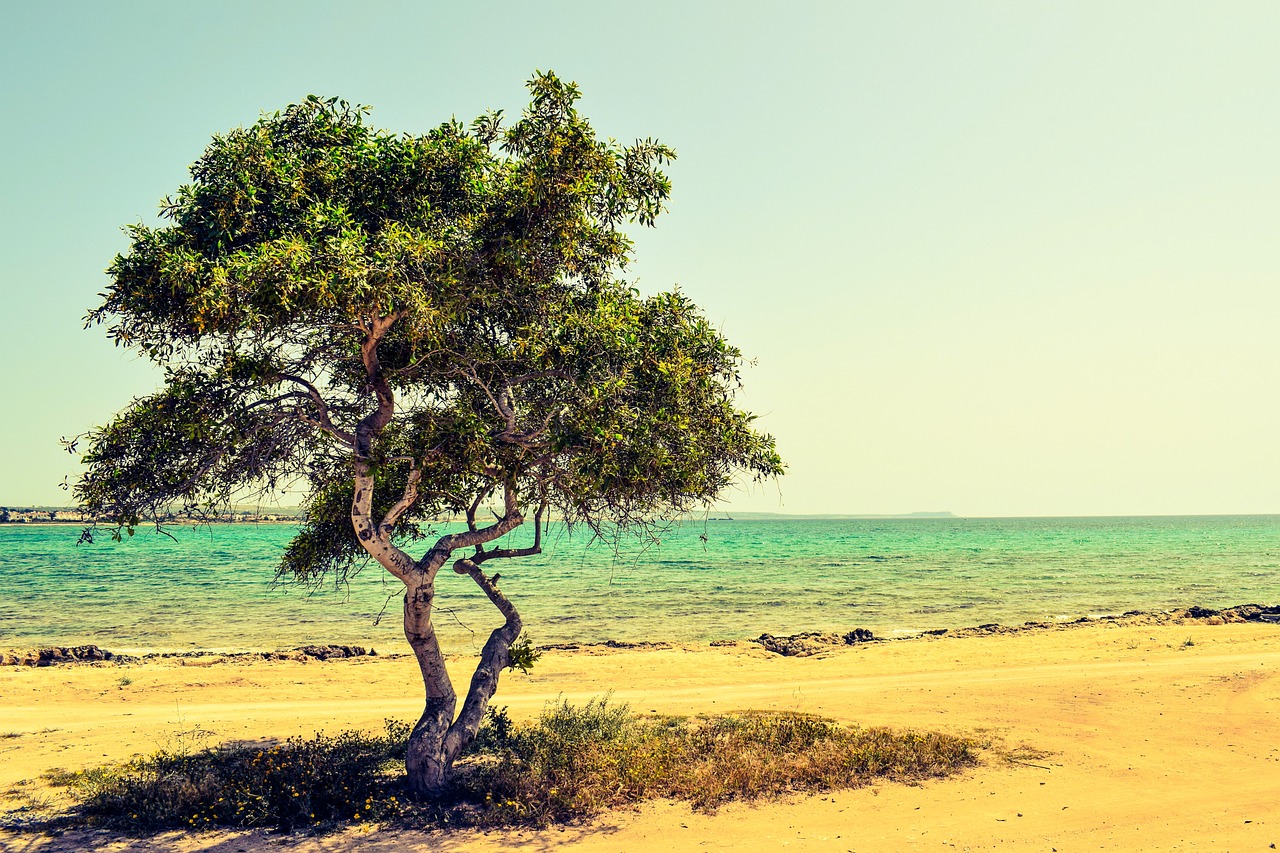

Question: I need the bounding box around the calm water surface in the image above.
[1,516,1276,653]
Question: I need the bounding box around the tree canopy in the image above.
[80,73,779,563]
[76,72,782,793]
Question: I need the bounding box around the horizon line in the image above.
[3,505,1278,521]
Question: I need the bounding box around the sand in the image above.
[1,619,1278,851]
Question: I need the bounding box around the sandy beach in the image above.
[2,617,1278,852]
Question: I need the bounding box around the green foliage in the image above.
[505,634,540,674]
[40,702,976,834]
[77,70,782,583]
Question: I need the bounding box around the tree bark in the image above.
[402,570,457,796]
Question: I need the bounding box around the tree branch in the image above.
[351,471,416,584]
[347,313,418,584]
[460,366,515,432]
[431,479,523,559]
[354,311,403,459]
[471,503,544,564]
[379,460,422,535]
[442,554,524,763]
[451,557,521,623]
[275,373,355,446]
[465,488,489,534]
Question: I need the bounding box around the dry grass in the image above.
[17,697,978,834]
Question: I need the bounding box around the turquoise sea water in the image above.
[1,516,1277,653]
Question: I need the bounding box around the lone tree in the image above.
[76,73,782,795]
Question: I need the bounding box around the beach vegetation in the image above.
[35,699,976,833]
[72,71,782,796]
[456,698,978,826]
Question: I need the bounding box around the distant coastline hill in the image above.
[721,511,957,520]
[0,506,304,524]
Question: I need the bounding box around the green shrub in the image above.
[51,722,409,832]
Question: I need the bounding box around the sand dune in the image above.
[2,620,1278,851]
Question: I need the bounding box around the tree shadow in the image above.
[0,819,625,852]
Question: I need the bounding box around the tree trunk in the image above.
[401,575,457,797]
[400,562,525,797]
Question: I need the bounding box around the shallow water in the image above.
[1,516,1277,653]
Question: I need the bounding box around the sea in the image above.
[1,516,1277,655]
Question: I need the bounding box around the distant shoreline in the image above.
[0,519,302,527]
[0,510,962,524]
[7,510,1280,523]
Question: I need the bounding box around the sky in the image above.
[2,1,1278,517]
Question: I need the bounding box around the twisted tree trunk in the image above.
[399,558,525,796]
[353,458,532,795]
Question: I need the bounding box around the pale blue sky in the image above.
[2,1,1277,516]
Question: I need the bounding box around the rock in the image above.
[753,632,836,657]
[755,636,817,656]
[294,644,367,660]
[1222,604,1280,623]
[0,645,123,667]
[842,628,876,644]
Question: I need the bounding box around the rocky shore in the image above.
[4,603,1277,665]
[751,603,1280,656]
[0,643,376,667]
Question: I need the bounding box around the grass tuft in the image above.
[30,698,977,833]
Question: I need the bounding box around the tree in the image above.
[75,72,783,795]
